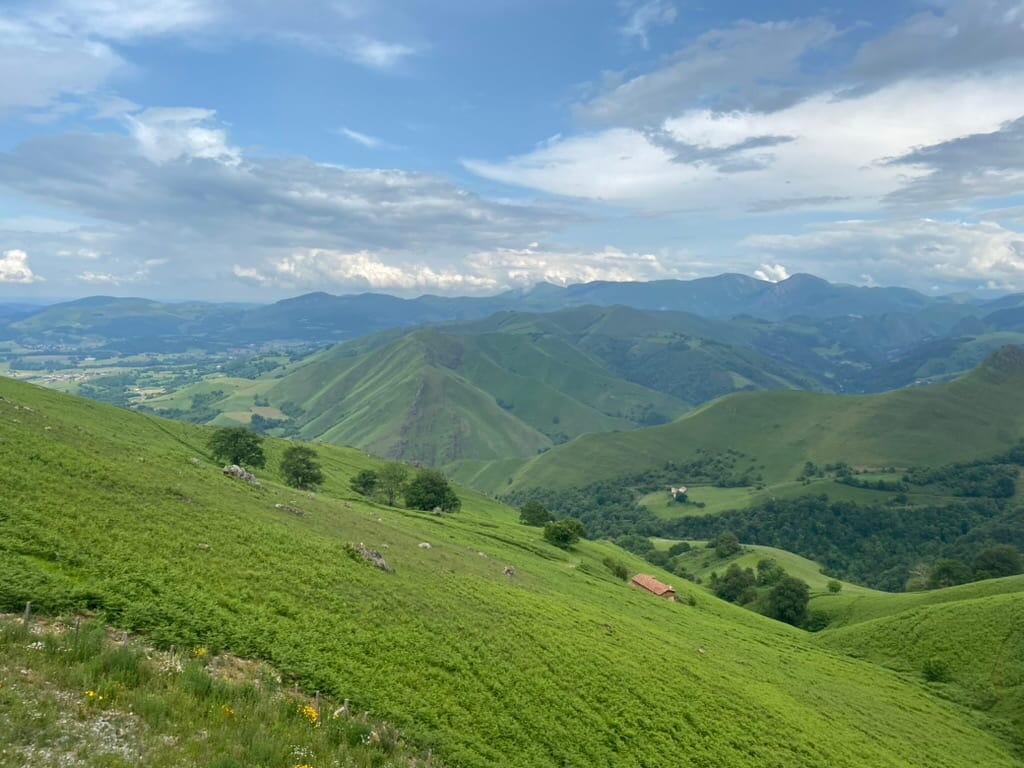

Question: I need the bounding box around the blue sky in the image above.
[1,0,1023,300]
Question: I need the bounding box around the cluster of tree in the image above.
[905,545,1023,590]
[517,501,587,549]
[350,465,461,512]
[207,427,323,489]
[78,373,137,407]
[503,450,762,540]
[709,558,812,627]
[673,494,1024,591]
[903,460,1018,498]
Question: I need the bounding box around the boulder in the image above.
[223,464,259,485]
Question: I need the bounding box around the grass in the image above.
[811,576,1024,749]
[494,347,1024,493]
[0,613,435,768]
[2,375,1023,767]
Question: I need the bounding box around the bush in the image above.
[711,563,756,603]
[602,557,629,580]
[803,610,831,632]
[667,541,691,557]
[827,579,843,594]
[714,531,741,559]
[923,657,951,683]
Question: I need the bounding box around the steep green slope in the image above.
[497,346,1024,493]
[813,577,1024,742]
[265,326,688,465]
[2,377,1021,767]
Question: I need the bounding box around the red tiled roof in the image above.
[631,573,675,595]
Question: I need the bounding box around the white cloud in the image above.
[0,249,42,283]
[127,107,241,165]
[248,249,501,293]
[465,244,676,287]
[742,219,1024,291]
[339,126,391,150]
[467,74,1024,212]
[348,36,417,70]
[30,0,217,40]
[620,0,677,49]
[753,263,789,283]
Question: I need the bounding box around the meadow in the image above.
[2,376,1022,766]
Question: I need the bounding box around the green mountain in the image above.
[266,323,690,466]
[487,346,1024,494]
[2,376,1022,766]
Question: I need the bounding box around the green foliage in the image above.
[279,444,324,489]
[207,427,266,468]
[602,557,629,581]
[827,579,843,594]
[404,468,461,512]
[973,545,1023,580]
[923,657,951,683]
[714,531,742,559]
[3,377,1024,768]
[712,564,757,603]
[519,500,554,527]
[928,560,973,589]
[543,519,586,549]
[350,469,378,496]
[767,577,811,626]
[675,494,1024,591]
[377,462,409,506]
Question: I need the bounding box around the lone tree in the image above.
[280,444,324,489]
[350,469,378,496]
[767,576,810,626]
[543,518,587,549]
[208,426,265,468]
[404,468,461,512]
[713,531,741,559]
[519,500,554,527]
[377,462,409,506]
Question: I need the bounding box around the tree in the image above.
[350,469,378,496]
[280,444,323,489]
[208,427,265,468]
[377,463,409,506]
[714,531,741,559]
[972,545,1023,580]
[404,468,461,512]
[711,563,756,603]
[927,559,972,589]
[767,576,810,626]
[827,579,843,594]
[519,500,554,527]
[544,518,586,549]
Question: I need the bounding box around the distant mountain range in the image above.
[4,272,1019,351]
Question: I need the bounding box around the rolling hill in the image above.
[1,376,1022,766]
[484,345,1024,494]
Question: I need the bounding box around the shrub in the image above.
[827,579,843,594]
[350,469,378,496]
[767,577,810,626]
[923,657,951,683]
[544,519,587,549]
[803,610,831,632]
[602,557,629,580]
[667,541,691,557]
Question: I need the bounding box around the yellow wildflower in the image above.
[191,646,208,658]
[298,704,319,726]
[221,704,235,716]
[85,690,96,699]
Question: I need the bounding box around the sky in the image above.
[1,0,1024,301]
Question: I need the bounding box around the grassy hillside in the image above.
[496,346,1024,494]
[264,327,687,465]
[812,577,1024,744]
[2,376,1022,766]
